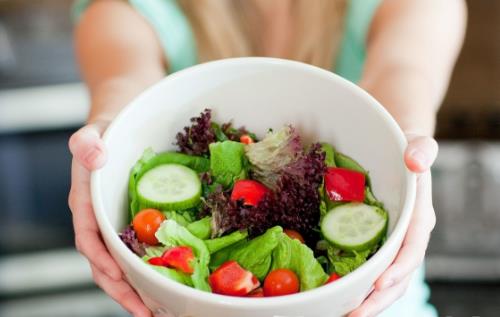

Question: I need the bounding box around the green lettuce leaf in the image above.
[321,142,336,167]
[210,226,283,280]
[271,234,328,291]
[163,211,194,227]
[144,245,167,258]
[155,220,211,292]
[327,246,371,276]
[186,217,212,240]
[209,141,248,188]
[204,230,248,254]
[142,255,193,286]
[129,148,209,218]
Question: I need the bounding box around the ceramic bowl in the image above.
[91,58,416,317]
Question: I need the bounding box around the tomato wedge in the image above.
[162,246,195,274]
[209,261,260,296]
[324,167,365,202]
[230,180,269,206]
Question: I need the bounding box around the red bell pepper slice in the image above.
[209,261,260,296]
[230,180,269,206]
[324,167,365,202]
[161,246,195,274]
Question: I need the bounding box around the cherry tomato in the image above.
[325,273,341,284]
[283,229,305,244]
[240,134,254,144]
[263,269,300,297]
[230,180,269,206]
[162,246,195,274]
[132,209,165,245]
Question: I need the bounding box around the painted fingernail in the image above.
[379,278,394,290]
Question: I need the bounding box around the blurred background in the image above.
[0,1,499,316]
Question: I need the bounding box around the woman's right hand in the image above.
[68,121,152,317]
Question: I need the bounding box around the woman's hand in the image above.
[348,134,438,317]
[68,121,152,317]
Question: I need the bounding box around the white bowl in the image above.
[91,58,416,317]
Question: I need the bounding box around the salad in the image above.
[119,109,388,297]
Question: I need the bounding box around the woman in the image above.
[68,1,466,316]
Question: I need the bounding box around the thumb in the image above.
[68,120,109,171]
[404,134,438,173]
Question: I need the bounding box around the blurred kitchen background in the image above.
[0,1,499,316]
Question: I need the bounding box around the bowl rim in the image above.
[91,57,416,308]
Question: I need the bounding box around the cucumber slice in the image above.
[136,163,201,210]
[321,203,387,251]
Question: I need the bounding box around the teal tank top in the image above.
[72,1,437,316]
[74,0,379,82]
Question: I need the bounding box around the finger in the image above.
[68,120,109,171]
[375,173,435,290]
[404,135,438,173]
[69,160,123,281]
[91,264,152,317]
[348,276,412,317]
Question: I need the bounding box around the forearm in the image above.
[360,0,467,136]
[75,0,165,125]
[86,73,162,124]
[360,66,437,136]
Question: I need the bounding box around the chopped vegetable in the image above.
[230,180,269,206]
[247,287,264,297]
[270,234,328,291]
[132,209,165,245]
[222,226,283,281]
[147,256,164,266]
[240,134,254,144]
[176,109,216,156]
[327,247,372,277]
[155,220,211,291]
[209,141,248,188]
[324,167,365,202]
[321,143,336,167]
[136,164,202,211]
[186,217,212,240]
[245,126,302,189]
[162,246,195,274]
[209,261,260,296]
[325,273,341,284]
[263,269,300,297]
[321,203,387,251]
[204,230,248,254]
[143,255,194,286]
[283,229,305,244]
[119,225,147,256]
[128,148,209,217]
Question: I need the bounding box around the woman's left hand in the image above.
[348,133,438,317]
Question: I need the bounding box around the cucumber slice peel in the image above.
[321,203,387,251]
[136,163,201,210]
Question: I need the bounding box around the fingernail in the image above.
[379,278,394,290]
[410,150,428,168]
